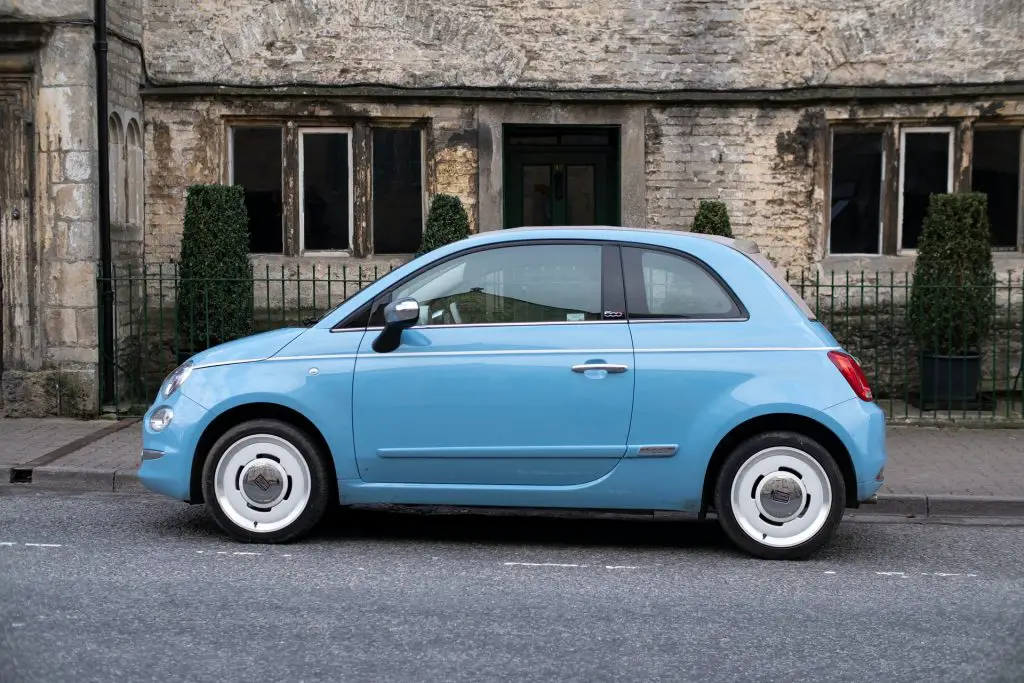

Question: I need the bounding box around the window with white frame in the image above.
[827,121,1023,256]
[228,121,426,257]
[899,127,954,251]
[299,128,353,253]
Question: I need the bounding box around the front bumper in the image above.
[824,397,887,502]
[138,391,209,502]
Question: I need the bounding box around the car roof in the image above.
[465,225,763,255]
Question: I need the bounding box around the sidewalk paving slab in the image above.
[2,420,1023,519]
[0,418,114,475]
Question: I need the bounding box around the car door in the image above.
[351,241,635,487]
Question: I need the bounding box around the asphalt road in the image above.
[1,489,1023,683]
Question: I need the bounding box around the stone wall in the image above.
[646,105,825,269]
[3,25,101,416]
[143,0,1024,90]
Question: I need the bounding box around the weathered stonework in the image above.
[144,0,1023,90]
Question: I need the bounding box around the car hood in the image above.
[189,327,307,368]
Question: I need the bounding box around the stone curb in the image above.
[868,493,1024,518]
[4,473,1024,520]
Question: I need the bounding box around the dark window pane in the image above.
[373,129,423,254]
[829,132,883,254]
[391,244,603,325]
[232,127,282,254]
[973,129,1022,250]
[622,247,743,320]
[566,165,595,225]
[523,165,552,225]
[302,131,350,251]
[901,132,951,250]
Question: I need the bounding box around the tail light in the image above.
[828,350,873,402]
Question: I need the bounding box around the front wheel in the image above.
[714,431,845,560]
[201,419,332,543]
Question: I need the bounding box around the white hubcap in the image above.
[729,446,833,548]
[213,434,312,533]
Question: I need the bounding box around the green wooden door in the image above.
[504,151,620,228]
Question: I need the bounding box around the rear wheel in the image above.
[714,431,845,560]
[201,419,332,543]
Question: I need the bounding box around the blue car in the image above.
[140,227,885,560]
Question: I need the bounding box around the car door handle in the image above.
[572,363,628,373]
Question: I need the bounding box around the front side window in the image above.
[381,244,604,326]
[622,247,743,320]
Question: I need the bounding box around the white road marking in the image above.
[605,565,639,570]
[824,571,837,574]
[0,542,15,547]
[505,562,583,568]
[876,571,909,577]
[232,552,260,556]
[23,543,61,548]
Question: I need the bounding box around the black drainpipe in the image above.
[94,0,114,402]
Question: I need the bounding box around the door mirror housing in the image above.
[372,297,420,353]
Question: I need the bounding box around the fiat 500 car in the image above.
[140,226,885,560]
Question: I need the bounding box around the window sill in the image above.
[819,251,1024,275]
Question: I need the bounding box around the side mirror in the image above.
[372,297,419,353]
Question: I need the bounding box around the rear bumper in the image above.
[823,397,887,503]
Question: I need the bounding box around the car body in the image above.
[140,226,886,559]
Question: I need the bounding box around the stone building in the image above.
[1,0,1023,415]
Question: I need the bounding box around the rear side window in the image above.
[621,247,745,320]
[746,252,816,320]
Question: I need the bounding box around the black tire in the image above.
[201,419,333,543]
[714,430,846,561]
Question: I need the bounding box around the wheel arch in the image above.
[700,413,858,517]
[189,402,336,504]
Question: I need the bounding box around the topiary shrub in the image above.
[176,184,254,355]
[907,192,996,356]
[690,199,733,238]
[417,194,471,256]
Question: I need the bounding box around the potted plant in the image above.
[417,194,471,256]
[175,184,254,362]
[907,192,996,405]
[690,199,733,237]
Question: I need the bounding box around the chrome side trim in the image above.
[637,445,679,457]
[263,346,838,363]
[633,347,839,353]
[197,346,837,367]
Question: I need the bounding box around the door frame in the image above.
[0,74,35,379]
[501,124,621,229]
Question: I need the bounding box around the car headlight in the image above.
[161,361,193,399]
[149,407,174,432]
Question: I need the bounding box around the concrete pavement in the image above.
[1,417,1023,518]
[1,489,1023,682]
